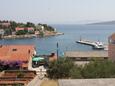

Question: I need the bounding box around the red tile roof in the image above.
[0,45,35,61]
[26,27,34,31]
[15,27,25,31]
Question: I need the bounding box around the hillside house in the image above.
[0,45,36,69]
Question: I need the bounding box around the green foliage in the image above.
[47,58,115,79]
[16,30,28,35]
[82,60,115,78]
[28,31,34,34]
[47,58,74,79]
[17,23,26,28]
[39,31,44,37]
[39,24,55,31]
[26,22,35,27]
[45,26,55,31]
[4,29,12,35]
[0,20,55,36]
[69,66,82,79]
[10,21,18,31]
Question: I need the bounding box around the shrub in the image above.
[82,60,115,78]
[47,58,115,79]
[70,66,82,79]
[47,58,74,79]
[16,30,27,35]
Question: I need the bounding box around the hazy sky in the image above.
[0,0,115,24]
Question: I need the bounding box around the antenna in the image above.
[57,42,59,59]
[80,36,82,41]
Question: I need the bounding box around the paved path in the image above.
[59,79,115,86]
[27,75,42,86]
[27,57,46,86]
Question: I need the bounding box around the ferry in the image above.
[76,40,105,50]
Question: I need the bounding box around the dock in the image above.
[76,40,106,50]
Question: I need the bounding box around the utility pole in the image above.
[57,42,59,59]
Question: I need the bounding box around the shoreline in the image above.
[1,32,64,39]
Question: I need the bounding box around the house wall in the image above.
[0,29,4,35]
[67,57,108,61]
[108,44,115,60]
[108,33,115,60]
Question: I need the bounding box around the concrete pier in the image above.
[76,40,105,50]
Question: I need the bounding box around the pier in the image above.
[76,40,106,50]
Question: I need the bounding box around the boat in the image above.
[76,40,105,50]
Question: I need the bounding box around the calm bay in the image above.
[0,25,115,55]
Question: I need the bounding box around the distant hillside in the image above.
[89,21,115,25]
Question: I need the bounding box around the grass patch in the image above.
[40,80,58,86]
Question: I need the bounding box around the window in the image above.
[104,57,108,60]
[80,57,88,61]
[12,49,17,51]
[109,39,115,44]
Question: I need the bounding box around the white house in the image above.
[0,29,4,36]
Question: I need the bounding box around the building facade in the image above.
[108,33,115,60]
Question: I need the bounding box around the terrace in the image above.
[0,70,36,86]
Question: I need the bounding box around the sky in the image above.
[0,0,115,24]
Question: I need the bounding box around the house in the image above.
[0,45,36,69]
[25,27,34,32]
[108,33,115,60]
[65,51,108,65]
[15,27,34,33]
[41,26,44,31]
[0,29,5,36]
[0,29,5,38]
[49,53,57,62]
[0,22,10,27]
[65,51,108,61]
[15,27,25,32]
[37,25,44,31]
[35,31,40,35]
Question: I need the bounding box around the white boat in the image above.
[76,40,105,50]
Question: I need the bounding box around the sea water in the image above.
[0,25,115,55]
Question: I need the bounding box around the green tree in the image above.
[26,22,35,27]
[82,60,115,78]
[47,58,115,79]
[16,30,28,35]
[41,24,55,31]
[47,58,74,79]
[4,28,12,35]
[17,23,26,28]
[39,31,44,37]
[10,21,18,31]
[69,65,82,79]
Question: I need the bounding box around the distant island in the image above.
[88,20,115,25]
[0,20,63,39]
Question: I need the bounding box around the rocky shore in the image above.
[1,32,64,39]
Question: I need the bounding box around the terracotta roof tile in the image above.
[15,27,25,31]
[0,45,35,61]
